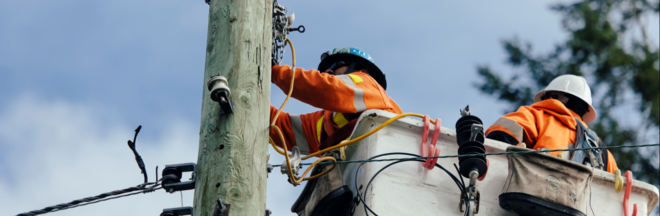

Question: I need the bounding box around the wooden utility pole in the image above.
[194,0,272,215]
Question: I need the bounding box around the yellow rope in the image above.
[270,38,339,184]
[301,113,435,160]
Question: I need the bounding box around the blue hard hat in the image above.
[318,47,387,90]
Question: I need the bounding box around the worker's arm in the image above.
[485,106,538,147]
[272,65,390,114]
[269,105,323,155]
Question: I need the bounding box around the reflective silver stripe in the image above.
[289,114,310,154]
[337,75,367,112]
[492,117,524,142]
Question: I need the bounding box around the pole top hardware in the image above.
[272,0,305,65]
[160,207,193,216]
[162,163,197,193]
[208,75,234,115]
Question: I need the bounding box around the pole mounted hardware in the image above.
[265,209,272,216]
[213,198,231,216]
[272,0,305,65]
[127,125,148,184]
[208,75,234,115]
[161,163,196,193]
[281,146,303,186]
[266,163,274,178]
[160,207,193,216]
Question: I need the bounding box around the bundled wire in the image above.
[16,181,162,216]
[353,153,470,216]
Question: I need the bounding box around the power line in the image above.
[54,186,163,214]
[273,143,660,167]
[16,183,161,216]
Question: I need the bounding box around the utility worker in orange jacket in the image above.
[270,47,402,155]
[485,74,618,173]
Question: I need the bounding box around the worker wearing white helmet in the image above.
[485,74,618,173]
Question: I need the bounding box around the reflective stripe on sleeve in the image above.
[337,75,367,112]
[289,114,310,155]
[492,117,524,142]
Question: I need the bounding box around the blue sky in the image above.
[1,0,658,215]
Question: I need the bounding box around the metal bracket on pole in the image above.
[160,207,193,216]
[213,198,231,216]
[266,163,274,178]
[162,163,196,193]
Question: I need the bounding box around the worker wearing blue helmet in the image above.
[270,47,400,155]
[271,47,401,216]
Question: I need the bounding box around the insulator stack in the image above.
[455,107,488,178]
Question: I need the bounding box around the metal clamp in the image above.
[281,146,302,185]
[469,124,483,142]
[460,170,481,215]
[459,188,481,215]
[162,163,196,193]
[208,75,234,115]
[213,198,231,216]
[160,207,193,216]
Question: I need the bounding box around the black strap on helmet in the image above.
[344,62,357,75]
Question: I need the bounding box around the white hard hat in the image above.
[533,74,597,123]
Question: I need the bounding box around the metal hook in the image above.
[288,25,305,33]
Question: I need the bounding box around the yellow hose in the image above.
[301,113,435,160]
[270,38,338,184]
[269,38,436,183]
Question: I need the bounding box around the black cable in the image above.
[354,153,419,216]
[454,164,470,215]
[127,125,148,184]
[16,181,161,216]
[353,152,469,216]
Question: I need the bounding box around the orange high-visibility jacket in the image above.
[485,99,619,173]
[269,65,402,155]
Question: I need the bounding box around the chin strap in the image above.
[344,62,357,75]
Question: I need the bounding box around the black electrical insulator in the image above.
[161,174,182,186]
[162,167,183,180]
[455,111,488,178]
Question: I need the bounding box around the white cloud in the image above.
[0,95,306,215]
